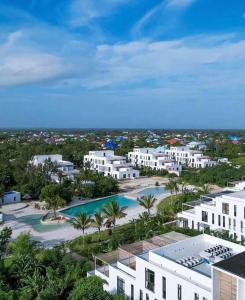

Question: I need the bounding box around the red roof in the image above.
[165,138,179,145]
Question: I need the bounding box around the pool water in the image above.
[60,195,138,218]
[138,187,166,197]
[17,214,70,232]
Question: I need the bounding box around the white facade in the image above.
[128,148,182,176]
[29,154,79,183]
[165,146,216,168]
[88,233,245,300]
[178,189,245,242]
[0,191,21,205]
[84,150,139,180]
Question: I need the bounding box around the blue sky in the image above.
[0,0,245,128]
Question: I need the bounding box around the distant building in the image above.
[84,150,139,180]
[165,146,216,168]
[29,154,79,183]
[0,191,21,205]
[128,148,182,176]
[88,232,245,300]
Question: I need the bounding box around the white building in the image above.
[178,189,245,242]
[128,148,182,176]
[165,146,216,168]
[29,154,79,183]
[83,150,139,180]
[0,191,21,205]
[88,231,245,300]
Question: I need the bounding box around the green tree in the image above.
[92,212,104,241]
[165,180,176,203]
[102,201,127,229]
[72,212,91,246]
[69,276,112,300]
[44,195,66,218]
[138,194,156,215]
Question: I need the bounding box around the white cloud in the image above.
[79,34,245,94]
[69,0,130,27]
[0,30,89,87]
[132,0,197,38]
[166,0,196,9]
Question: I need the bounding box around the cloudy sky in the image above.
[0,0,245,128]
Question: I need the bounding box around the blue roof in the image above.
[228,135,241,141]
[105,139,118,149]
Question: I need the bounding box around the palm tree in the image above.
[165,180,175,203]
[138,194,157,215]
[102,201,127,229]
[92,212,104,241]
[199,184,211,195]
[44,195,65,219]
[72,212,92,246]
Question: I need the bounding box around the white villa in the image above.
[165,146,216,168]
[128,148,182,176]
[88,231,245,300]
[178,183,245,242]
[29,154,79,183]
[83,150,139,180]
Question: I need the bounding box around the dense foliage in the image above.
[181,164,245,187]
[0,229,125,300]
[0,139,118,200]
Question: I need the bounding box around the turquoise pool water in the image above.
[60,195,137,218]
[17,214,70,232]
[138,187,166,197]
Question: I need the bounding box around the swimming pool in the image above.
[138,187,166,197]
[60,195,138,218]
[17,214,70,232]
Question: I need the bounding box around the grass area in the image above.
[157,192,201,215]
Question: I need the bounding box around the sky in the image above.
[0,0,245,129]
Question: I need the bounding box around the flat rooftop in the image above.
[214,251,245,279]
[224,190,245,200]
[152,234,243,277]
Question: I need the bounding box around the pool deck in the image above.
[0,186,170,247]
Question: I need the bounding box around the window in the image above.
[117,277,125,295]
[212,213,215,224]
[162,277,166,299]
[177,284,182,300]
[131,285,134,300]
[218,215,221,226]
[202,211,208,222]
[203,298,207,300]
[146,294,149,300]
[192,220,194,229]
[139,290,143,300]
[233,219,236,230]
[145,268,155,292]
[222,203,229,215]
[234,205,237,217]
[223,216,225,228]
[194,293,199,300]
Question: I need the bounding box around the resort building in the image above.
[165,146,216,168]
[29,154,79,183]
[177,189,245,242]
[88,231,245,300]
[0,191,21,205]
[83,150,139,180]
[128,148,182,176]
